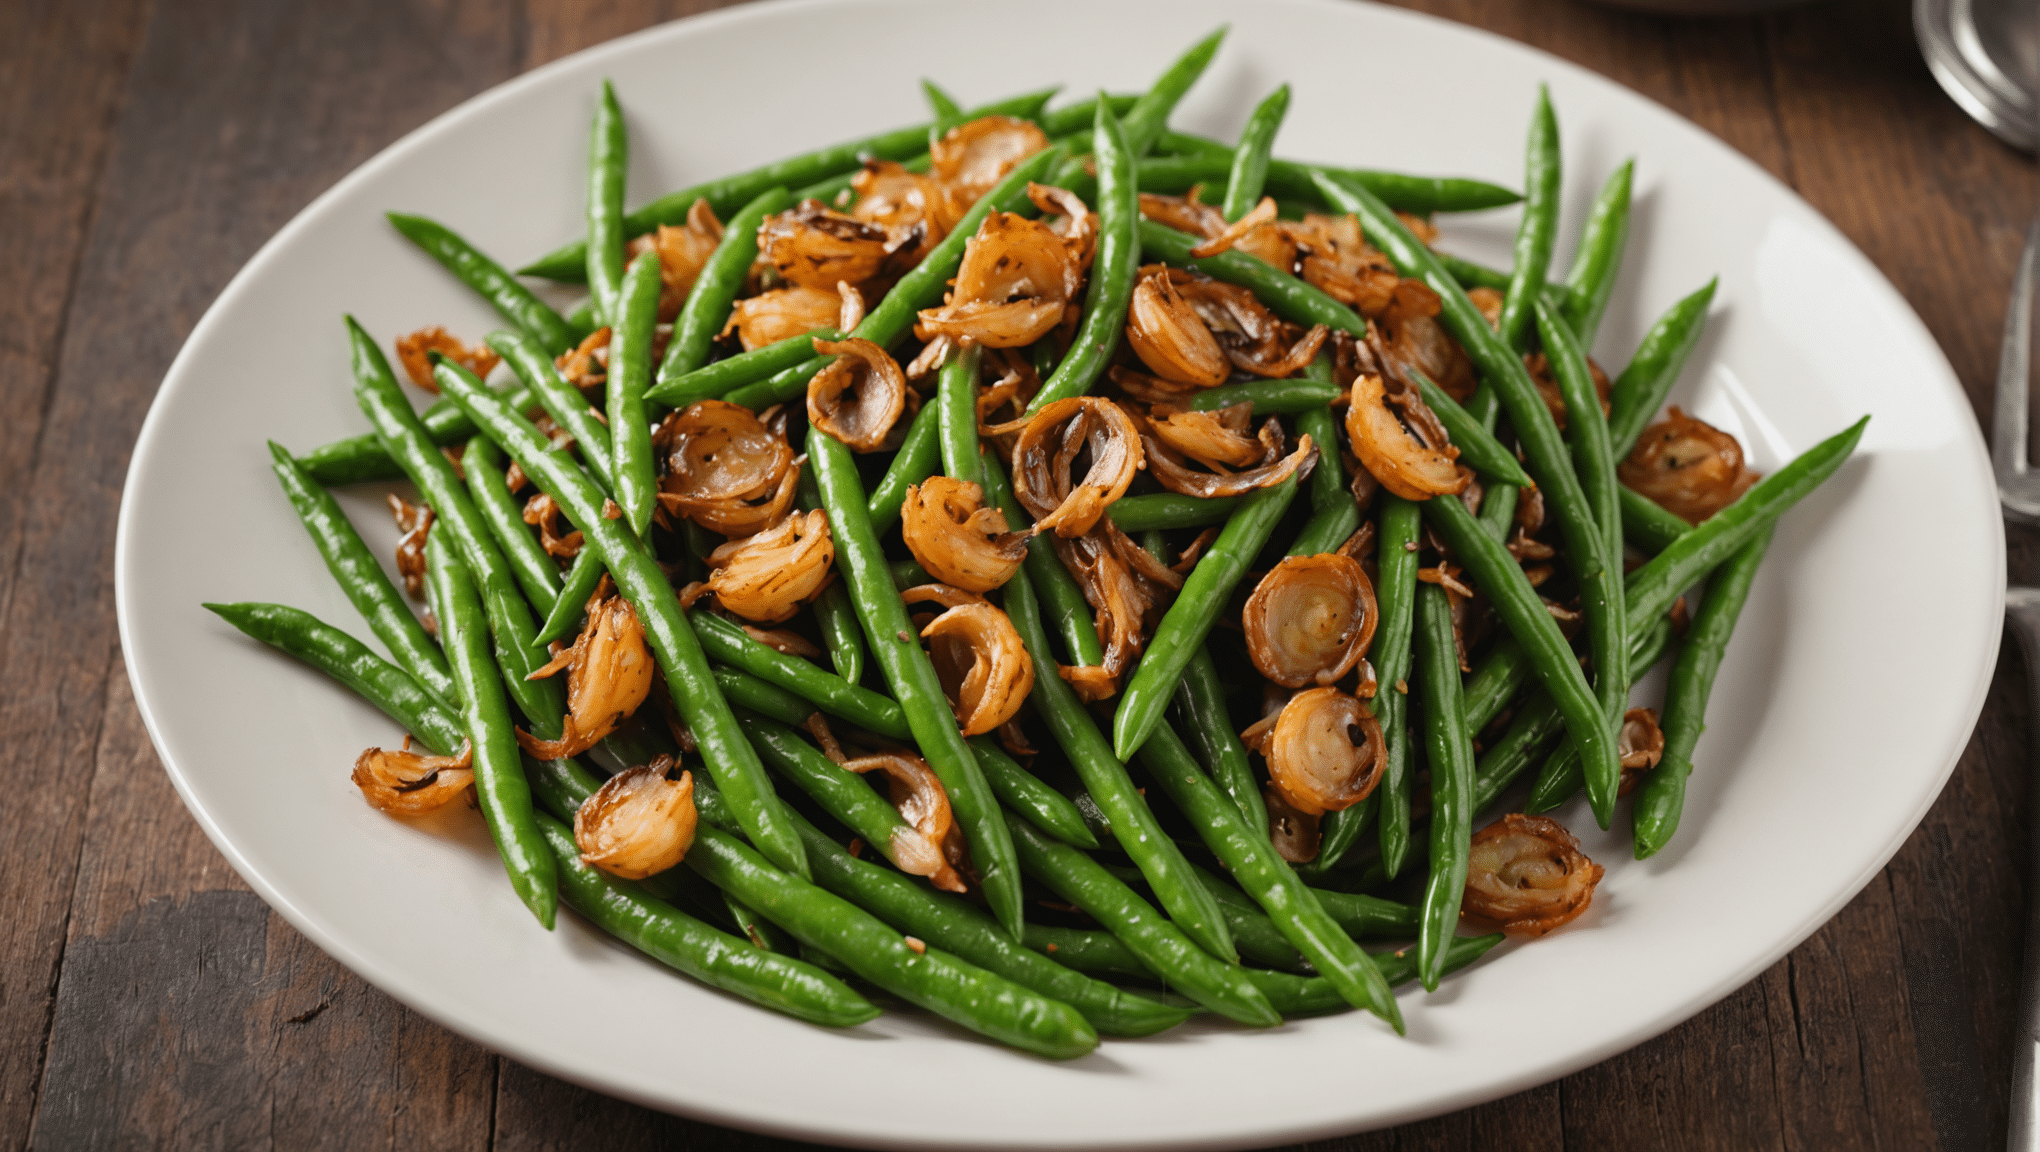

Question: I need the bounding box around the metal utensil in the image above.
[1917,0,2039,151]
[2004,210,2040,1150]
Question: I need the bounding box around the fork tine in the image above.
[1996,214,2040,518]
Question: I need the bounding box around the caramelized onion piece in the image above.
[555,328,610,391]
[929,115,1050,225]
[1244,554,1379,688]
[1345,372,1468,500]
[683,509,834,623]
[1265,687,1385,816]
[1144,419,1317,500]
[658,400,794,508]
[1264,786,1322,864]
[900,476,1028,592]
[395,327,498,393]
[1292,213,1400,315]
[1059,663,1117,702]
[574,757,697,879]
[1125,266,1230,387]
[759,199,890,291]
[522,492,583,559]
[904,585,1035,736]
[386,493,433,599]
[1618,706,1666,796]
[351,738,473,814]
[843,751,968,892]
[1463,814,1605,936]
[916,193,1089,348]
[721,284,843,351]
[808,338,906,451]
[1374,279,1477,401]
[1619,406,1761,523]
[517,586,655,760]
[1012,397,1144,537]
[1050,529,1161,677]
[1031,182,1098,270]
[628,198,724,318]
[852,159,947,265]
[1148,402,1263,470]
[1170,268,1328,379]
[1188,197,1279,258]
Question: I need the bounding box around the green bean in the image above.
[386,214,574,355]
[433,361,810,879]
[1106,492,1240,532]
[1353,497,1421,875]
[980,454,1106,672]
[1243,934,1503,1018]
[586,81,628,327]
[920,78,966,126]
[1173,645,1266,834]
[1288,411,1360,557]
[1004,812,1277,1026]
[1223,84,1290,222]
[1477,480,1520,545]
[1606,279,1720,458]
[608,248,662,534]
[1113,469,1302,760]
[1634,525,1772,859]
[1401,367,1532,487]
[888,558,932,590]
[1621,485,1695,555]
[1314,170,1624,814]
[265,443,454,705]
[538,548,605,645]
[806,425,1021,934]
[1038,92,1141,138]
[788,811,1183,1037]
[347,317,566,730]
[425,532,556,928]
[1122,861,1300,971]
[462,435,562,611]
[937,341,984,484]
[1029,100,1138,412]
[536,813,875,1025]
[1560,159,1635,348]
[1309,886,1420,940]
[1137,220,1368,337]
[968,736,1098,849]
[1139,723,1403,1027]
[713,664,815,727]
[488,329,619,496]
[791,470,866,686]
[691,819,1096,1057]
[866,397,943,532]
[1000,555,1236,961]
[688,609,909,739]
[1153,131,1525,215]
[519,88,1059,282]
[1121,29,1227,157]
[1436,250,1511,295]
[203,602,463,752]
[565,299,596,342]
[1518,612,1680,813]
[1413,583,1474,990]
[659,187,791,384]
[645,329,843,410]
[1496,86,1561,351]
[1187,376,1341,416]
[741,711,930,872]
[1022,925,1155,982]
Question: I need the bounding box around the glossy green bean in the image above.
[741,711,927,873]
[426,532,556,928]
[1620,485,1695,555]
[265,443,454,705]
[1287,404,1361,557]
[433,360,810,879]
[1112,471,1303,760]
[1105,492,1240,532]
[659,187,791,384]
[1000,556,1236,961]
[866,397,943,531]
[386,213,574,354]
[1029,100,1138,412]
[1135,862,1300,971]
[687,610,910,739]
[1153,131,1525,215]
[586,81,628,327]
[488,329,618,496]
[1496,86,1561,351]
[793,469,866,685]
[1633,525,1771,858]
[1560,159,1634,348]
[1187,376,1341,416]
[462,435,562,611]
[1606,279,1720,458]
[609,249,662,534]
[1406,367,1532,487]
[1173,644,1266,834]
[1022,925,1156,982]
[1413,583,1474,990]
[1137,220,1368,337]
[713,664,816,727]
[538,548,605,645]
[1038,92,1140,137]
[645,328,842,410]
[1477,480,1520,545]
[1139,722,1402,1027]
[1121,29,1226,157]
[1351,496,1421,875]
[1242,934,1503,1018]
[937,342,984,485]
[968,736,1098,849]
[1223,84,1290,222]
[806,425,1021,935]
[979,427,1107,673]
[1004,811,1276,1026]
[920,78,966,126]
[1515,612,1680,813]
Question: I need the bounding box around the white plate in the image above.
[114,0,2003,1146]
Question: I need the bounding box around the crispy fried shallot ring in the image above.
[1032,182,1099,270]
[759,199,891,291]
[1147,402,1264,470]
[387,494,433,600]
[554,328,610,391]
[1292,212,1399,315]
[351,737,473,814]
[916,189,1091,348]
[1264,786,1322,864]
[1264,687,1386,816]
[1188,197,1279,259]
[656,399,795,511]
[1244,554,1379,688]
[904,585,1035,736]
[1618,706,1666,796]
[573,756,698,879]
[721,284,843,351]
[1143,418,1317,500]
[1011,397,1144,537]
[1050,528,1163,677]
[1619,406,1761,524]
[395,327,499,394]
[1463,813,1605,937]
[929,115,1050,225]
[517,585,655,760]
[843,751,969,892]
[1373,279,1477,401]
[900,476,1028,593]
[852,159,948,265]
[628,198,724,318]
[681,508,834,623]
[1125,266,1231,387]
[808,337,907,451]
[1058,663,1117,702]
[1345,372,1468,500]
[521,492,583,559]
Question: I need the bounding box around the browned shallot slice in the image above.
[915,184,1092,348]
[628,198,723,318]
[852,159,948,266]
[1262,687,1385,816]
[395,327,498,393]
[1617,707,1666,797]
[929,115,1050,227]
[1244,554,1378,688]
[1290,212,1399,315]
[1143,416,1317,500]
[1146,402,1264,470]
[681,508,834,623]
[904,584,1034,736]
[721,284,843,351]
[1125,265,1231,387]
[808,338,907,451]
[517,583,655,760]
[900,476,1028,593]
[1264,786,1322,864]
[1463,813,1604,936]
[1618,406,1760,524]
[387,493,433,599]
[657,400,794,509]
[352,737,473,814]
[842,750,970,893]
[1010,397,1143,537]
[759,199,890,291]
[1373,278,1477,402]
[1345,371,1468,501]
[574,756,697,879]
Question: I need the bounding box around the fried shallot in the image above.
[1010,396,1143,537]
[1372,278,1477,402]
[759,199,891,291]
[904,584,1035,736]
[521,492,583,559]
[721,284,844,351]
[1463,813,1604,937]
[1125,265,1231,386]
[1244,554,1379,688]
[387,493,433,599]
[573,756,697,879]
[654,399,798,536]
[1142,413,1317,500]
[395,327,499,394]
[900,476,1028,593]
[808,337,907,451]
[851,159,948,266]
[351,737,473,814]
[1619,406,1761,523]
[517,584,655,760]
[842,750,969,893]
[915,184,1093,348]
[1259,687,1385,816]
[1618,706,1666,796]
[1146,402,1265,470]
[681,508,834,623]
[1264,786,1322,864]
[627,198,724,319]
[929,115,1050,227]
[1345,371,1469,500]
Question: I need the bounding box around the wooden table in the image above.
[4,0,2028,1146]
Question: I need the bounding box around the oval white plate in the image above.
[115,0,2002,1146]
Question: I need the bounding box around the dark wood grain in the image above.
[6,0,2030,1148]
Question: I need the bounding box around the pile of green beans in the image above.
[222,40,1874,1059]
